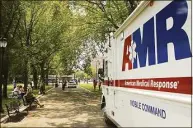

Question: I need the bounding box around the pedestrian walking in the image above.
[63,80,67,90]
[93,78,97,91]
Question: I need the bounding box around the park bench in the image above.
[23,95,33,107]
[8,91,19,98]
[5,100,29,118]
[5,95,39,120]
[23,95,38,109]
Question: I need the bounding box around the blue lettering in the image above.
[162,110,166,119]
[123,0,191,71]
[142,103,145,111]
[147,105,153,114]
[139,102,141,109]
[154,107,158,116]
[144,104,148,112]
[156,0,191,64]
[157,108,161,117]
[130,100,166,119]
[134,101,137,107]
[130,100,141,109]
[133,17,156,68]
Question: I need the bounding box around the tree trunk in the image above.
[3,51,8,98]
[0,48,4,113]
[40,62,45,85]
[23,60,28,92]
[40,62,45,93]
[55,75,58,87]
[45,68,48,86]
[32,65,38,89]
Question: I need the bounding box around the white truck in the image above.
[101,0,192,127]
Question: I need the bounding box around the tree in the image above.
[27,1,74,92]
[75,70,85,80]
[1,0,23,102]
[0,0,140,113]
[69,0,140,63]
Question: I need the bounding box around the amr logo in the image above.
[122,0,192,71]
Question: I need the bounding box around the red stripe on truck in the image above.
[103,77,192,95]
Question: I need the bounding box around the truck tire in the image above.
[102,108,115,126]
[101,97,114,126]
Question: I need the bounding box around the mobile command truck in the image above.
[101,0,192,127]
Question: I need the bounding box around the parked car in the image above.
[67,80,77,88]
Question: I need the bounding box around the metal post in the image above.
[0,0,3,113]
[0,47,4,112]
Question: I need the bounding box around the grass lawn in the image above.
[1,84,53,114]
[79,83,102,96]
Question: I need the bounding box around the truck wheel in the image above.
[101,97,114,126]
[102,108,114,126]
[104,112,113,125]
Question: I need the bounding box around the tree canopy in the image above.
[0,0,139,98]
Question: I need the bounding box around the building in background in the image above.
[91,56,104,81]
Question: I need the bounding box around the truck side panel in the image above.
[102,0,192,127]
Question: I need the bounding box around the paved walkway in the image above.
[1,86,110,127]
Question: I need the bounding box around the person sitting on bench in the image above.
[24,87,44,108]
[12,85,20,98]
[19,85,26,98]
